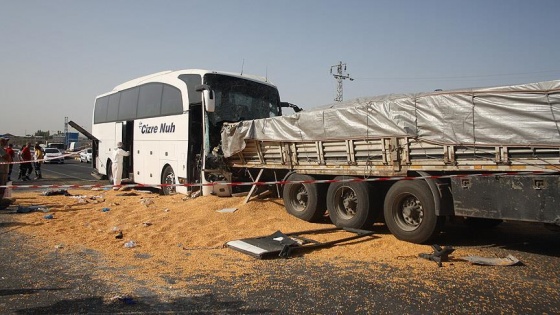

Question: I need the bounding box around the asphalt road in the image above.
[10,158,102,187]
[1,160,560,314]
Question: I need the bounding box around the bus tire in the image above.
[283,174,326,222]
[383,180,445,244]
[327,176,375,229]
[161,165,176,195]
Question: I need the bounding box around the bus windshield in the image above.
[204,74,280,126]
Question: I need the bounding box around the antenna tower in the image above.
[64,116,69,149]
[330,61,353,102]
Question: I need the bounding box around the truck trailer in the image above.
[215,79,560,244]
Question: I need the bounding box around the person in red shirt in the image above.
[19,142,33,181]
[0,137,9,197]
[5,143,14,181]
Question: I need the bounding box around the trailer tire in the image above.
[327,176,375,229]
[384,180,444,244]
[161,165,176,195]
[283,174,326,222]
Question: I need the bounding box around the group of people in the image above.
[0,138,45,185]
[18,142,44,181]
[1,138,130,197]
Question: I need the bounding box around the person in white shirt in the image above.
[111,142,130,190]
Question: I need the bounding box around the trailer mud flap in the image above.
[451,175,560,222]
[226,227,375,259]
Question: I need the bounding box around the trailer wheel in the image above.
[384,180,444,244]
[327,176,375,229]
[161,165,176,195]
[283,174,326,222]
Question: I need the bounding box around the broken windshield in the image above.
[204,74,280,127]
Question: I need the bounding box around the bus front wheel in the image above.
[161,165,176,195]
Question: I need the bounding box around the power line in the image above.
[354,69,560,81]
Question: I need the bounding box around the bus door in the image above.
[187,105,203,189]
[114,121,134,180]
[121,121,134,180]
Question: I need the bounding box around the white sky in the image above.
[1,0,559,136]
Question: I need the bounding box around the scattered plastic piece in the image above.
[461,254,521,266]
[124,240,136,248]
[17,205,49,213]
[139,198,154,207]
[142,222,152,227]
[44,214,54,220]
[101,207,110,212]
[217,208,238,213]
[110,295,136,305]
[42,189,72,196]
[55,244,64,249]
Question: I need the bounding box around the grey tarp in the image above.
[221,80,560,158]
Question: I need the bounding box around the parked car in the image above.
[44,148,65,164]
[80,148,92,163]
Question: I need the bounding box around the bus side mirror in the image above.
[203,90,215,112]
[195,84,215,112]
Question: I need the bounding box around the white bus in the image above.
[91,69,283,195]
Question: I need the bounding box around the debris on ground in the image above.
[227,227,375,259]
[419,244,455,267]
[461,254,521,266]
[216,208,238,213]
[42,189,72,196]
[116,192,139,196]
[109,295,136,305]
[16,205,49,213]
[139,198,154,207]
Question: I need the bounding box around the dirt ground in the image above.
[5,189,431,285]
[2,188,560,313]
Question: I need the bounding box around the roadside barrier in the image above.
[0,150,84,165]
[1,170,557,191]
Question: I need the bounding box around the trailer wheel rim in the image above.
[333,186,358,220]
[395,195,423,231]
[288,184,308,212]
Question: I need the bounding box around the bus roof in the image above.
[104,69,276,97]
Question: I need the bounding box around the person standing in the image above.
[19,142,33,181]
[5,143,15,181]
[111,142,130,190]
[0,137,10,198]
[33,143,44,179]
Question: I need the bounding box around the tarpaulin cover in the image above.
[221,80,560,157]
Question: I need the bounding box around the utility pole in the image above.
[64,116,69,149]
[330,61,353,102]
